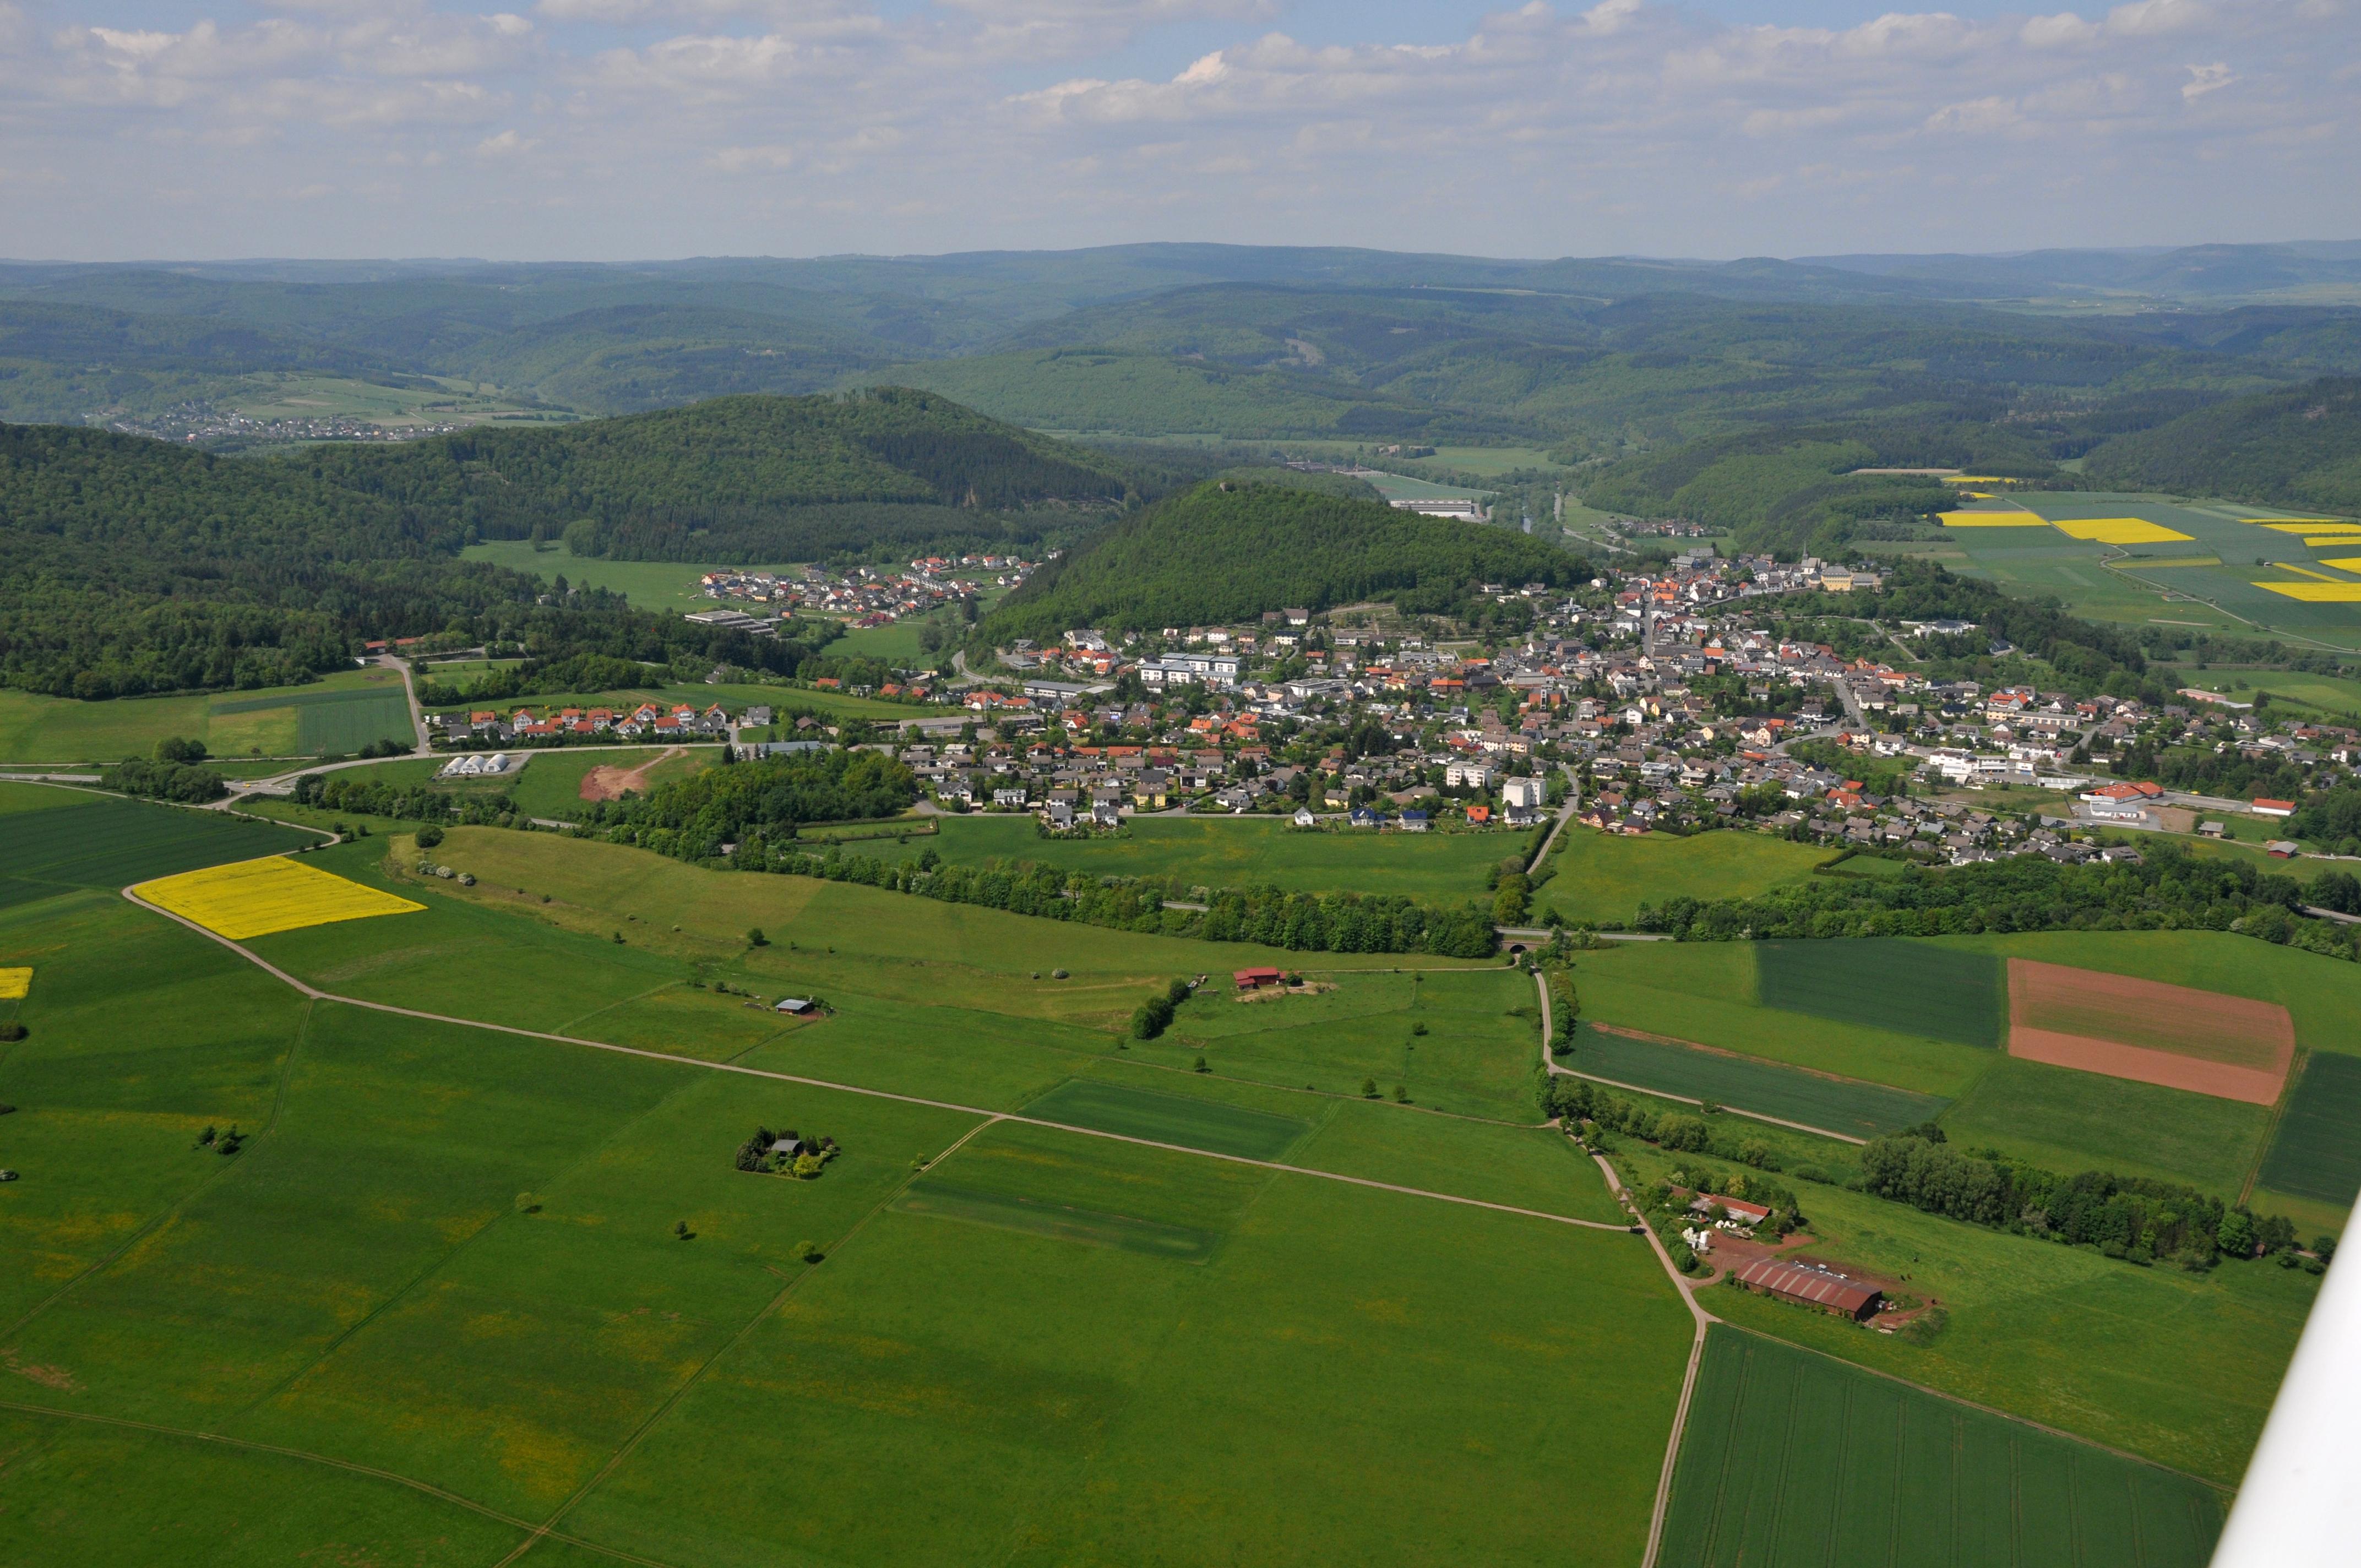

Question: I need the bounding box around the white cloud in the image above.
[2183,59,2237,94]
[0,0,2353,259]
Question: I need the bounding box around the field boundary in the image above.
[119,885,1639,1235]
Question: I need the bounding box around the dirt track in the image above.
[578,745,687,802]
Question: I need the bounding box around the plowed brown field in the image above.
[2005,958,2293,1104]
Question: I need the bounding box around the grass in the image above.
[460,540,801,614]
[1618,1139,2319,1485]
[563,1121,1694,1568]
[1534,827,1837,927]
[1567,1024,1949,1139]
[1660,1326,2224,1568]
[0,667,409,764]
[930,813,1516,901]
[502,747,717,821]
[0,787,317,911]
[2256,1050,2361,1207]
[1574,942,1992,1098]
[6,872,1700,1565]
[1940,1055,2270,1198]
[1138,966,1546,1118]
[1756,939,2007,1050]
[1017,1077,1314,1158]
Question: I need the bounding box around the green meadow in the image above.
[1662,1327,2224,1568]
[1615,1141,2318,1487]
[2257,1050,2361,1210]
[1533,827,1838,927]
[0,784,315,911]
[0,667,410,764]
[930,813,1517,901]
[1572,927,2361,1202]
[460,539,802,613]
[0,856,1694,1567]
[1567,1025,1949,1140]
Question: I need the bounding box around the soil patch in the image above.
[579,745,686,803]
[2006,957,2292,1104]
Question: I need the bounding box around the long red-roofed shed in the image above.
[1729,1257,1883,1321]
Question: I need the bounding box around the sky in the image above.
[3,0,2357,262]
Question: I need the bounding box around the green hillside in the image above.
[2084,376,2361,513]
[982,480,1583,638]
[861,347,1520,442]
[0,391,1131,697]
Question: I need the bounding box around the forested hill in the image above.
[2082,377,2361,513]
[0,390,1136,698]
[982,482,1585,639]
[302,389,1129,560]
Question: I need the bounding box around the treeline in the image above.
[581,749,921,850]
[1860,1128,2299,1268]
[291,771,514,825]
[1634,840,2359,960]
[984,481,1586,641]
[2083,377,2361,514]
[2112,741,2307,804]
[99,755,227,803]
[1543,1075,1797,1186]
[307,390,1128,553]
[2292,786,2361,857]
[704,845,1509,957]
[0,393,1133,699]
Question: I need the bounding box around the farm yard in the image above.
[1615,1138,2320,1487]
[1661,1328,2227,1568]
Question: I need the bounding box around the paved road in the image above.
[1523,763,1583,874]
[382,655,432,756]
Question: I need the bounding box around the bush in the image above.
[0,1022,23,1043]
[414,824,445,848]
[1130,991,1177,1039]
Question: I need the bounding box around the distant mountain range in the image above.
[4,241,2359,442]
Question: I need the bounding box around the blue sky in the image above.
[3,0,2355,261]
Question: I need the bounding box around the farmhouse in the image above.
[1729,1257,1884,1321]
[1233,967,1284,990]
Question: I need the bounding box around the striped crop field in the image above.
[1019,1079,1313,1160]
[0,788,317,911]
[133,855,426,940]
[1755,940,2007,1049]
[1569,1025,1947,1140]
[1661,1327,2225,1568]
[2256,1051,2361,1208]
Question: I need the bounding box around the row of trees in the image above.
[1859,1128,2302,1268]
[585,749,920,853]
[99,755,226,803]
[1632,840,2359,961]
[290,771,512,826]
[708,841,1509,957]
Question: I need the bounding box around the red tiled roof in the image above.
[1731,1257,1880,1315]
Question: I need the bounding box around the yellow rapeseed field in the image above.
[2256,582,2361,603]
[2049,517,2194,545]
[0,967,29,1000]
[1939,510,2047,527]
[134,856,425,940]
